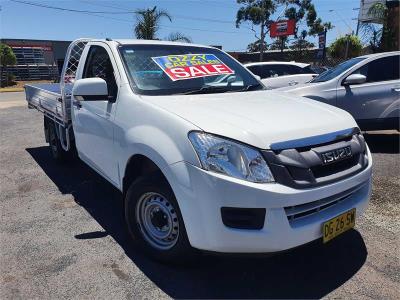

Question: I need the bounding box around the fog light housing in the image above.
[221,207,266,230]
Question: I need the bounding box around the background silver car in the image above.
[279,51,400,131]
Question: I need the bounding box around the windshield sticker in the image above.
[151,54,234,81]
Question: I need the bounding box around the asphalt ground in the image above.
[0,92,399,299]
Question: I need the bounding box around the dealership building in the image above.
[0,38,71,81]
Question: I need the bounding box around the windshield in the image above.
[310,57,365,83]
[119,44,263,95]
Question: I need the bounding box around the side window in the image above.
[268,65,299,77]
[302,65,314,74]
[259,66,273,78]
[352,55,400,83]
[83,46,118,101]
[287,65,303,74]
[247,66,262,77]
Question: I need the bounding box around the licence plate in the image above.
[322,208,356,243]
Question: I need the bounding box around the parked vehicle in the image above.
[279,52,400,131]
[24,39,372,262]
[245,61,317,89]
[309,65,330,74]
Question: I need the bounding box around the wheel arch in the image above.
[122,153,170,197]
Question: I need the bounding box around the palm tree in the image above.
[166,32,192,43]
[361,2,398,52]
[134,6,191,42]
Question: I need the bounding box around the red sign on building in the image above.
[270,19,296,38]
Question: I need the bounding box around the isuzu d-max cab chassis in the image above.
[25,39,372,262]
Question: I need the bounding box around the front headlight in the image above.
[188,132,274,183]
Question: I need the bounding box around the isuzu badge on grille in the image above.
[321,146,352,164]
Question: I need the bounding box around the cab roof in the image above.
[91,38,215,49]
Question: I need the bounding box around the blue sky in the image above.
[0,0,361,51]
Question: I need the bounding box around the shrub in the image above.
[329,35,363,59]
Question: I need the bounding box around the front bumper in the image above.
[169,149,372,253]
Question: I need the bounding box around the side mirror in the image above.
[226,75,237,86]
[343,74,366,86]
[72,78,109,101]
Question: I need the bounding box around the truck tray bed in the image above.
[25,83,65,122]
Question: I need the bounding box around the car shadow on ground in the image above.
[363,132,399,154]
[27,146,367,299]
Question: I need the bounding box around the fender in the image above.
[118,125,200,191]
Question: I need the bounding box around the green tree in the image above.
[247,39,269,52]
[305,3,333,36]
[290,32,315,51]
[236,0,276,61]
[329,35,363,59]
[285,1,332,49]
[134,6,171,40]
[0,43,17,87]
[283,0,331,37]
[237,1,332,59]
[289,31,315,60]
[269,36,289,51]
[134,6,191,42]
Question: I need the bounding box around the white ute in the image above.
[24,39,372,262]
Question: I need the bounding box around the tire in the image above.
[125,173,196,263]
[48,122,69,162]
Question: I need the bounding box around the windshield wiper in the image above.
[237,83,264,92]
[180,83,263,95]
[181,86,231,95]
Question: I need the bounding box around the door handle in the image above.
[72,100,82,109]
[392,87,400,92]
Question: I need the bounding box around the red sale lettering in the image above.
[189,66,207,76]
[152,54,234,81]
[170,68,190,79]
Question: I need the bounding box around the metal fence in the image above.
[4,65,58,81]
[229,48,345,68]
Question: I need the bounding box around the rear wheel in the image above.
[47,121,73,162]
[125,173,196,263]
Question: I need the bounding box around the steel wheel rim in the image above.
[136,192,179,250]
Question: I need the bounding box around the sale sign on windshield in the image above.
[152,54,234,81]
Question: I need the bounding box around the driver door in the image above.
[336,55,400,123]
[72,44,120,186]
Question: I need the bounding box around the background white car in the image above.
[245,61,317,89]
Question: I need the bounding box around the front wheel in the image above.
[125,173,196,263]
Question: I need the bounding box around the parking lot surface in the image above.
[1,92,399,299]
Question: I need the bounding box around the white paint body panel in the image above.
[261,73,316,89]
[64,39,372,253]
[140,90,358,149]
[72,78,108,97]
[245,61,316,89]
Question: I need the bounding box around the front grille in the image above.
[311,155,359,178]
[262,129,368,189]
[284,183,365,222]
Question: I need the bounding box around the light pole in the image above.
[329,9,354,59]
[329,9,353,33]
